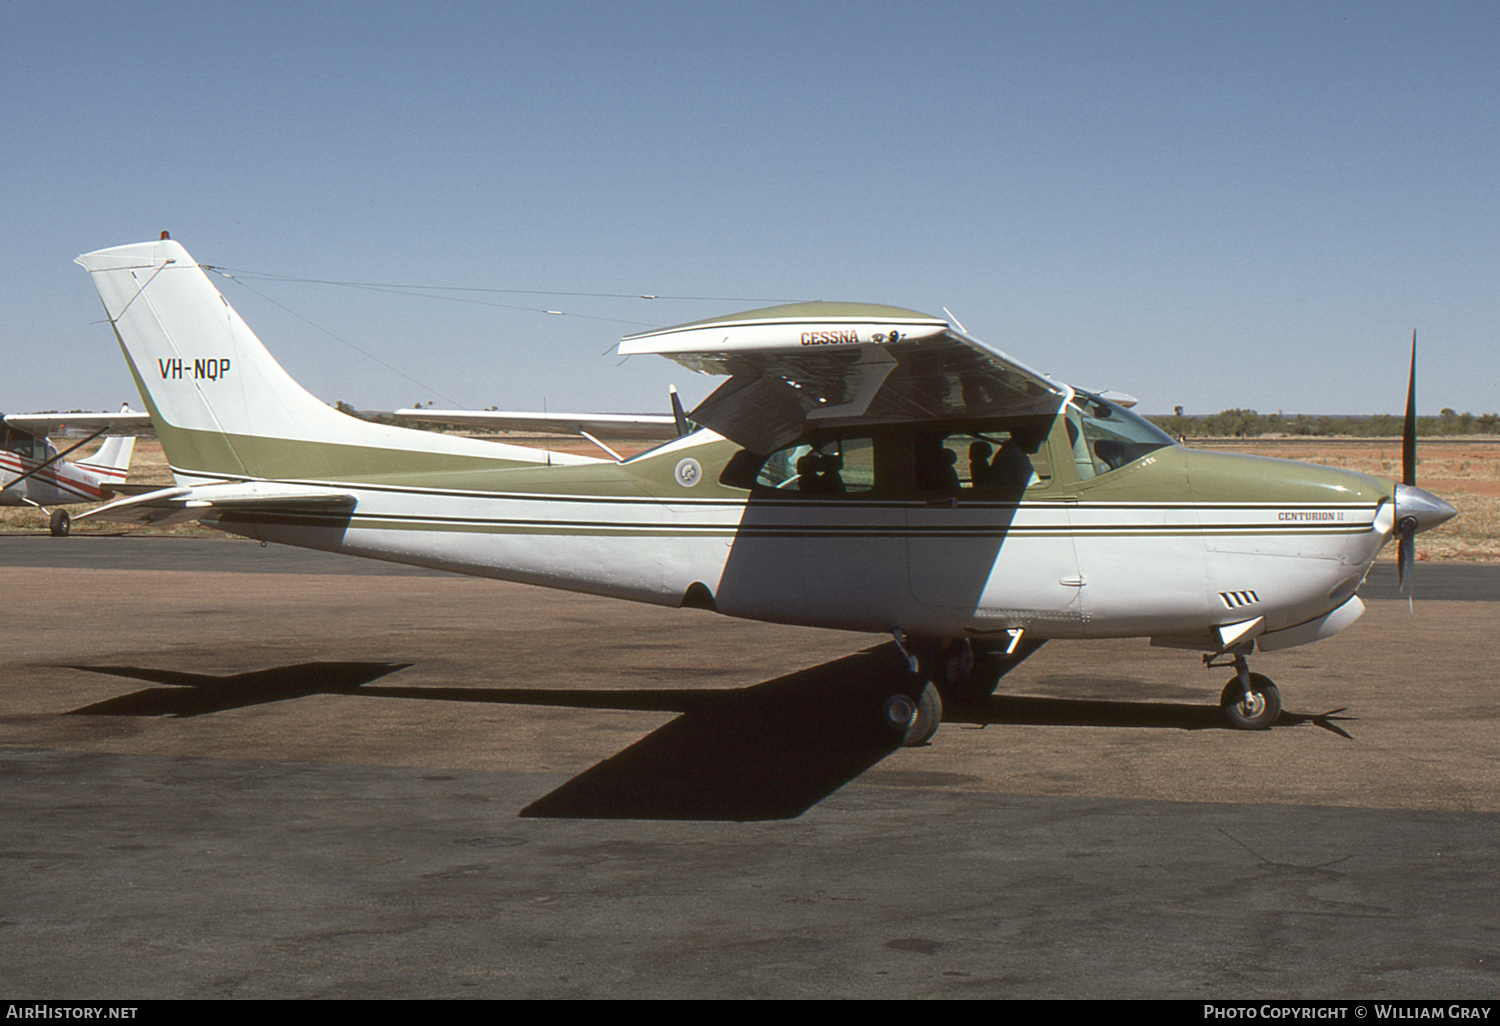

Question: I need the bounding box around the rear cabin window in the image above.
[915,430,1038,493]
[753,437,875,494]
[727,425,1051,498]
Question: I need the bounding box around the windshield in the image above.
[1065,390,1175,478]
[0,425,47,462]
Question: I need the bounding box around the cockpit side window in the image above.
[1066,390,1175,478]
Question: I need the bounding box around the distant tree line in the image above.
[1148,408,1500,438]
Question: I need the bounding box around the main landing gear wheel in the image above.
[1220,673,1281,730]
[883,682,943,747]
[49,509,70,537]
[938,640,976,687]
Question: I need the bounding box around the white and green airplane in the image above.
[74,236,1456,745]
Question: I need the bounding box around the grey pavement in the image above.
[2,535,1498,998]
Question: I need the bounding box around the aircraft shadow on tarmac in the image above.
[64,662,416,717]
[64,645,1352,821]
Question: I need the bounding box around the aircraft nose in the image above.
[1395,482,1458,534]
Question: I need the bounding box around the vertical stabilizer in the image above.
[76,239,594,483]
[77,239,363,476]
[76,435,136,474]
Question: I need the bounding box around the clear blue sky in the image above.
[4,0,1496,417]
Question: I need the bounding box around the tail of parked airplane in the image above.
[75,238,595,486]
[76,434,135,478]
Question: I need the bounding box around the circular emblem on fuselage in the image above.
[674,457,702,488]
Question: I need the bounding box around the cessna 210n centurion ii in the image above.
[74,236,1456,745]
[2,407,148,535]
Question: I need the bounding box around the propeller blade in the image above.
[1397,330,1422,604]
[1398,522,1415,593]
[1403,330,1417,487]
[1388,329,1455,606]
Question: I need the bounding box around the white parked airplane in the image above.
[2,407,150,535]
[73,237,1455,744]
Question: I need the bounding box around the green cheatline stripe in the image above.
[173,465,1381,517]
[214,507,1376,540]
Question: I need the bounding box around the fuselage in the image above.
[0,446,123,507]
[181,402,1397,650]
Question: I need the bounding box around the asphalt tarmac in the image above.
[3,535,1498,999]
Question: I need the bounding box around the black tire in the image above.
[883,681,943,747]
[1220,673,1281,730]
[49,509,70,537]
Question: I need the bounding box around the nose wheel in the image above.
[1214,652,1281,730]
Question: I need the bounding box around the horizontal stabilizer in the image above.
[74,482,358,528]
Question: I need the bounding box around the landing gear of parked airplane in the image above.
[885,630,944,747]
[884,630,1051,746]
[882,684,943,748]
[1213,651,1281,730]
[49,509,70,537]
[927,633,1048,703]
